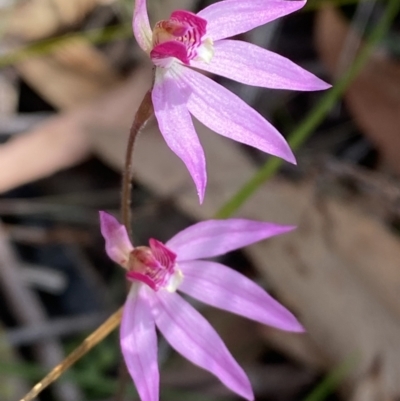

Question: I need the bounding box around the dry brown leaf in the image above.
[0,109,91,192]
[0,63,153,193]
[250,183,400,397]
[17,38,121,110]
[315,6,400,173]
[349,358,399,401]
[1,0,106,41]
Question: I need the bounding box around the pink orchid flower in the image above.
[100,211,303,401]
[133,0,330,202]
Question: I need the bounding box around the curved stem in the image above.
[121,90,154,233]
[117,85,154,400]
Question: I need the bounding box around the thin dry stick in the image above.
[121,89,154,232]
[19,307,123,401]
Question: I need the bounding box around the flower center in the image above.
[126,239,183,292]
[150,10,214,67]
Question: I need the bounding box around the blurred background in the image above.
[0,0,399,400]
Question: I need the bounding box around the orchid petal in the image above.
[179,260,303,332]
[152,290,253,400]
[121,284,159,401]
[191,40,331,91]
[198,0,306,41]
[152,68,207,202]
[166,219,295,261]
[180,67,295,164]
[133,0,152,52]
[99,211,133,266]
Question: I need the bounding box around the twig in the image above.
[19,307,123,401]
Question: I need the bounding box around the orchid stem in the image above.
[19,308,123,401]
[19,82,155,401]
[121,89,154,233]
[215,0,400,219]
[118,85,154,400]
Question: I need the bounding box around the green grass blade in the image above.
[303,355,358,401]
[215,0,400,219]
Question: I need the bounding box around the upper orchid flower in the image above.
[100,211,303,401]
[133,0,330,202]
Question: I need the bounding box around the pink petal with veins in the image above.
[198,0,306,41]
[166,219,295,261]
[152,290,254,400]
[191,39,331,91]
[179,260,304,332]
[99,211,133,265]
[120,284,159,401]
[152,68,207,202]
[178,66,296,164]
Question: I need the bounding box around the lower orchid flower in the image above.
[100,211,303,401]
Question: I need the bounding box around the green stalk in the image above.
[215,0,400,219]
